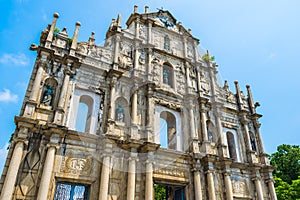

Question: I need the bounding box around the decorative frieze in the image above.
[61,154,93,176]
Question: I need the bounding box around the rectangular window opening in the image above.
[154,183,185,200]
[54,182,90,200]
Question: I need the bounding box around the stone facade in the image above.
[0,6,277,200]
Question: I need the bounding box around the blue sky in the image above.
[0,0,300,171]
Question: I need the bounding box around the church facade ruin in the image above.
[0,6,277,200]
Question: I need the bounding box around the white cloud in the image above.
[0,89,18,103]
[0,143,9,174]
[0,53,30,66]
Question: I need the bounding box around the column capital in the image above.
[205,169,215,175]
[265,179,274,183]
[251,176,261,181]
[224,172,232,177]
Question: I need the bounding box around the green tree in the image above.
[270,144,300,184]
[274,177,294,200]
[154,184,166,200]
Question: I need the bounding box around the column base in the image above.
[23,101,37,118]
[259,153,270,165]
[53,108,64,125]
[200,141,215,155]
[192,140,200,154]
[130,124,139,139]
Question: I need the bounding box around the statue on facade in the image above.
[41,85,54,106]
[115,105,125,122]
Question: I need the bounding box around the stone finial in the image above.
[45,12,60,47]
[53,12,59,18]
[207,50,210,58]
[59,27,68,37]
[145,6,149,13]
[116,14,121,27]
[89,32,95,46]
[134,5,138,13]
[234,81,244,110]
[70,21,81,55]
[188,28,192,34]
[246,84,256,114]
[224,80,229,91]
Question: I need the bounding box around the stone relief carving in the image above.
[139,24,146,39]
[118,55,133,69]
[187,42,194,59]
[54,38,67,48]
[200,71,210,94]
[17,133,43,197]
[118,41,133,69]
[78,43,88,54]
[61,155,93,175]
[221,112,239,124]
[154,166,186,178]
[138,49,146,64]
[176,72,185,95]
[152,58,161,83]
[232,180,250,195]
[88,46,112,61]
[153,34,161,48]
[154,98,181,111]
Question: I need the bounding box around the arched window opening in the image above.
[164,35,170,51]
[227,132,237,161]
[160,111,176,150]
[75,102,88,132]
[115,104,125,122]
[75,95,93,133]
[249,131,257,151]
[160,118,168,148]
[162,63,173,87]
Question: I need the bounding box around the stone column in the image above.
[131,89,138,124]
[206,170,216,200]
[37,145,57,200]
[189,105,196,139]
[134,48,139,70]
[145,161,153,200]
[193,41,199,61]
[98,155,111,200]
[57,68,71,109]
[145,86,154,141]
[194,170,203,200]
[29,64,45,102]
[113,36,120,67]
[200,107,208,142]
[253,177,264,200]
[109,78,117,120]
[224,173,233,200]
[0,141,24,200]
[214,107,228,157]
[267,179,277,200]
[186,63,192,88]
[54,67,71,124]
[241,117,252,151]
[127,152,137,200]
[147,21,152,44]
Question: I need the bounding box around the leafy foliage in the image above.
[202,53,215,62]
[54,27,61,34]
[270,144,300,199]
[154,184,166,200]
[270,144,300,184]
